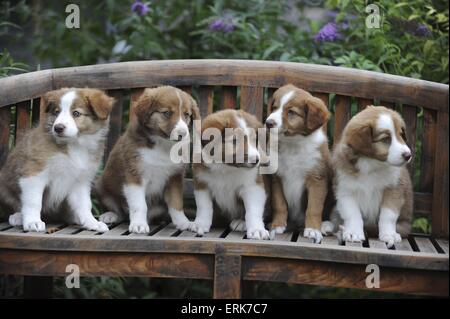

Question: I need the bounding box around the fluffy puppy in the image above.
[329,106,413,247]
[265,84,331,243]
[96,86,200,234]
[0,88,114,232]
[191,109,270,240]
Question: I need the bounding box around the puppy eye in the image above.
[162,111,172,118]
[53,109,60,116]
[381,135,391,144]
[72,111,81,118]
[401,128,407,142]
[184,112,190,119]
[287,109,297,117]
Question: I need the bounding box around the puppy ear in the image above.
[85,89,115,120]
[134,89,155,125]
[305,97,330,132]
[347,123,373,156]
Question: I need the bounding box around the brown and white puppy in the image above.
[191,109,270,240]
[0,88,114,232]
[328,106,413,247]
[265,84,331,243]
[95,86,200,234]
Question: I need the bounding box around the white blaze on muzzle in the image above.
[53,91,79,138]
[266,90,294,129]
[377,113,411,166]
[170,90,190,141]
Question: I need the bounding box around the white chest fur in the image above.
[137,141,185,198]
[44,138,102,210]
[277,130,326,220]
[196,165,259,218]
[335,158,402,225]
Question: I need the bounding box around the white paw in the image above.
[23,220,46,232]
[99,212,119,224]
[173,219,192,231]
[271,226,286,234]
[379,231,402,248]
[321,221,334,235]
[83,220,109,233]
[169,210,192,231]
[247,227,271,240]
[129,221,150,234]
[304,228,323,244]
[230,219,247,232]
[9,212,23,226]
[190,221,211,236]
[342,225,365,242]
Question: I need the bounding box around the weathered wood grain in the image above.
[240,86,264,121]
[3,61,447,111]
[0,106,10,168]
[333,95,351,145]
[220,86,237,110]
[242,257,448,296]
[15,100,31,144]
[0,250,214,279]
[104,90,123,163]
[198,86,214,117]
[214,254,241,298]
[357,97,373,111]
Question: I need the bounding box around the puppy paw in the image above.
[9,212,23,226]
[129,221,150,234]
[230,219,247,232]
[379,231,402,248]
[247,227,271,240]
[190,221,211,236]
[83,220,109,233]
[303,228,323,244]
[321,221,335,235]
[99,212,119,224]
[342,226,365,242]
[23,220,46,232]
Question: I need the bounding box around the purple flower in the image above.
[131,0,149,16]
[208,13,236,33]
[314,22,342,42]
[415,24,430,37]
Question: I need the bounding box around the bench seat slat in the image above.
[368,239,387,250]
[101,223,129,236]
[394,239,413,251]
[414,237,438,254]
[436,239,449,254]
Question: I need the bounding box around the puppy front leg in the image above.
[191,182,213,235]
[68,184,109,233]
[19,174,47,232]
[241,184,270,240]
[337,195,365,242]
[164,174,192,231]
[304,175,328,243]
[270,175,288,234]
[123,183,149,234]
[379,187,404,248]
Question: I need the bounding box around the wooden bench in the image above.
[0,60,448,298]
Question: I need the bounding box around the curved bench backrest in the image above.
[0,60,448,237]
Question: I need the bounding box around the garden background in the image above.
[0,0,448,298]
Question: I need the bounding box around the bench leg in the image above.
[213,254,242,299]
[24,276,53,299]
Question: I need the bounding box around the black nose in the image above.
[402,152,412,162]
[266,119,276,129]
[54,124,65,134]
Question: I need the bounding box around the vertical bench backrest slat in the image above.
[31,98,40,127]
[419,109,437,193]
[0,106,11,168]
[333,95,351,146]
[220,86,237,110]
[198,86,214,117]
[357,98,373,111]
[240,86,264,121]
[104,90,124,164]
[432,110,449,237]
[15,100,31,144]
[129,88,145,123]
